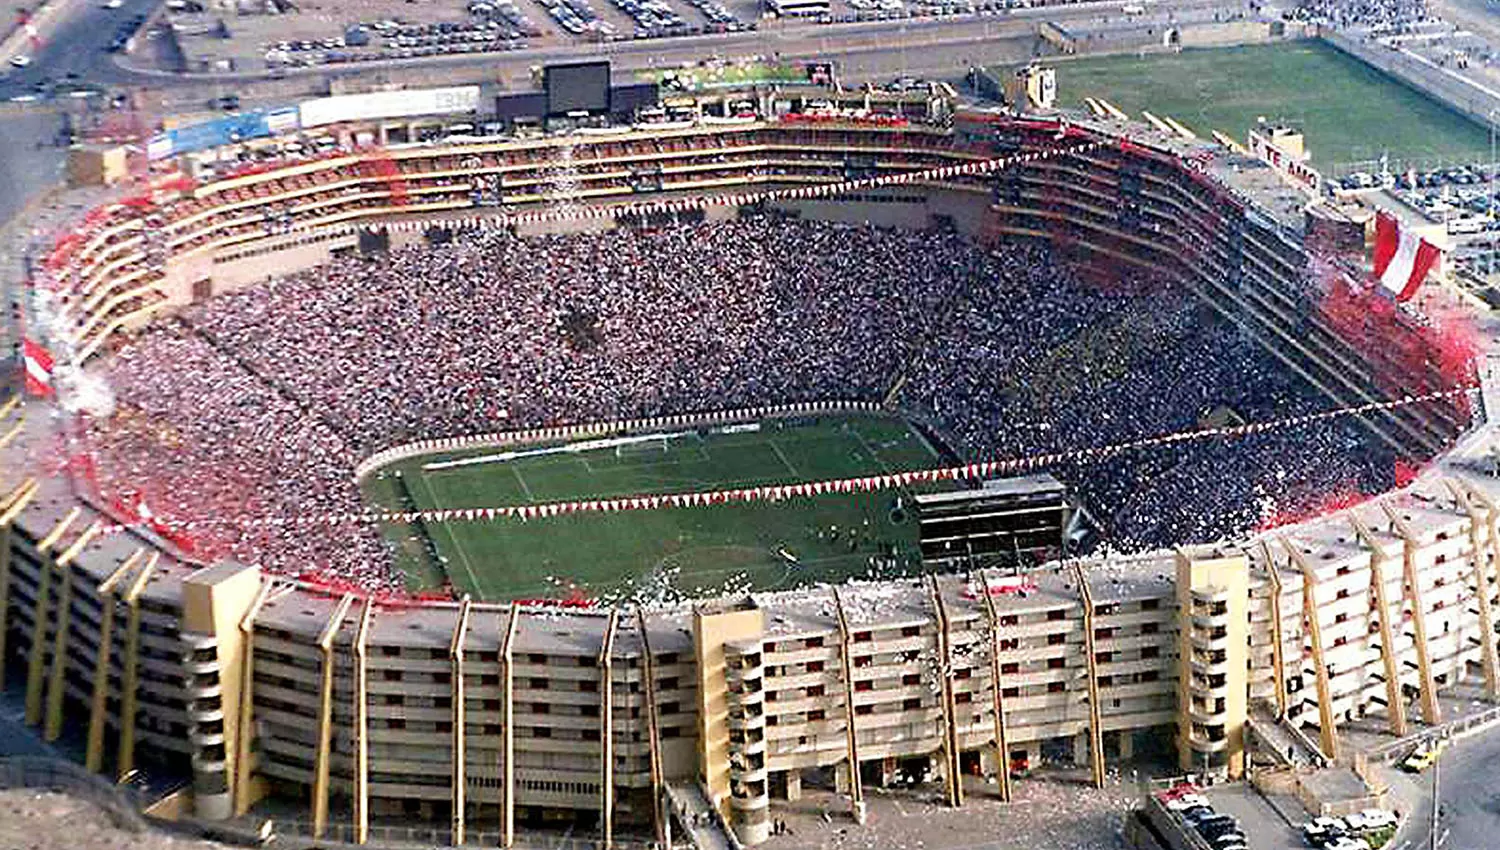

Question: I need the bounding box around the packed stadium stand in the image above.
[1,103,1495,848]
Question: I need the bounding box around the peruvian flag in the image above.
[1373,212,1441,302]
[22,338,54,397]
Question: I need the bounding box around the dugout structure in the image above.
[0,105,1493,849]
[914,475,1069,570]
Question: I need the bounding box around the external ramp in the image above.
[666,781,738,850]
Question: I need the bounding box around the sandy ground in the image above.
[0,790,227,850]
[762,770,1142,850]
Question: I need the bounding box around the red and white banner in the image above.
[22,338,54,397]
[1374,211,1441,302]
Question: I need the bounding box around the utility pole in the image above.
[1431,751,1441,850]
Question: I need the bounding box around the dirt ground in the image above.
[761,769,1142,850]
[0,790,228,850]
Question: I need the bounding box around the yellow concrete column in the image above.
[927,576,964,805]
[598,609,617,850]
[312,594,354,839]
[1076,567,1106,790]
[1383,505,1441,725]
[978,570,1011,802]
[1259,544,1289,721]
[499,603,521,849]
[451,598,472,847]
[1348,514,1409,736]
[25,508,80,725]
[235,581,278,817]
[352,598,374,843]
[86,551,145,772]
[46,521,102,741]
[635,609,667,847]
[1285,542,1340,762]
[116,553,159,780]
[831,589,865,816]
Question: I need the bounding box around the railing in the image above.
[274,818,669,850]
[1366,702,1500,763]
[353,400,884,482]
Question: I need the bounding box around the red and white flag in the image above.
[22,338,53,397]
[1373,211,1441,302]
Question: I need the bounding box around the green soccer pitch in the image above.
[1020,40,1492,169]
[363,413,949,602]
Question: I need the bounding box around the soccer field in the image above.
[1018,41,1492,169]
[365,414,947,602]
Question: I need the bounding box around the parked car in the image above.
[1401,740,1446,772]
[1343,809,1398,833]
[1181,805,1216,824]
[1302,815,1349,846]
[1324,838,1371,850]
[1195,815,1241,837]
[1208,830,1249,848]
[1166,793,1211,812]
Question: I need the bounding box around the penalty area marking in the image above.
[768,439,801,478]
[416,470,486,597]
[421,425,757,472]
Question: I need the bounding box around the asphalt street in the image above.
[0,0,1245,97]
[0,106,68,228]
[1428,729,1500,850]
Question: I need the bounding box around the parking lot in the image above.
[159,0,1049,74]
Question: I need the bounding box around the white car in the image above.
[9,55,31,68]
[102,0,124,8]
[1344,809,1398,832]
[1302,816,1348,841]
[1166,793,1210,812]
[1325,838,1371,850]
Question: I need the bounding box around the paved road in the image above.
[1,0,160,94]
[1428,727,1500,850]
[0,106,68,227]
[0,0,1248,99]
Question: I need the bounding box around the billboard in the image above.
[544,61,610,115]
[1248,129,1323,196]
[299,86,481,128]
[146,106,304,160]
[608,82,659,116]
[494,91,548,121]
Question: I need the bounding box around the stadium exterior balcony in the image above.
[1188,672,1230,700]
[185,677,224,701]
[1190,625,1231,650]
[1186,728,1230,754]
[1187,652,1231,679]
[189,725,227,748]
[1190,606,1231,629]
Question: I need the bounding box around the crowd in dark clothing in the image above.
[1287,0,1430,30]
[84,218,1397,590]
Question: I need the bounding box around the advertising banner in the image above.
[299,86,481,128]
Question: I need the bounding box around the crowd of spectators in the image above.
[85,217,1399,590]
[1287,0,1430,31]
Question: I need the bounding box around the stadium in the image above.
[1,68,1497,850]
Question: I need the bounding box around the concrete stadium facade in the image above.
[1,109,1496,848]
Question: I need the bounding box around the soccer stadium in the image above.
[3,35,1500,850]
